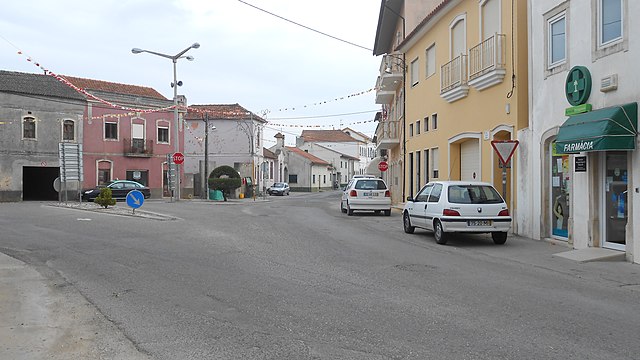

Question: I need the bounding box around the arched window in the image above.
[63,119,75,141]
[23,116,36,139]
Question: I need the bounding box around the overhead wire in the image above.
[237,0,372,52]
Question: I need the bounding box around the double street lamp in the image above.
[131,42,200,201]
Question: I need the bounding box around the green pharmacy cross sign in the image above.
[565,66,592,106]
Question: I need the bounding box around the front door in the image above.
[602,152,628,250]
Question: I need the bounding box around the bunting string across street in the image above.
[9,40,380,130]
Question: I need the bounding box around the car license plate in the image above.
[468,220,491,226]
[363,192,379,196]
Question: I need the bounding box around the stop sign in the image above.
[378,161,388,172]
[172,152,184,165]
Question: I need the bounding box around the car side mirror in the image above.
[406,196,414,202]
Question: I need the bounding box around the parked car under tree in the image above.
[82,180,150,202]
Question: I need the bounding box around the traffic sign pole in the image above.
[491,140,519,199]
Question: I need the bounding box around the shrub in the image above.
[208,165,241,201]
[94,187,116,208]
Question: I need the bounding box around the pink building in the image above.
[65,76,178,198]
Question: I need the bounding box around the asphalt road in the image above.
[2,192,640,359]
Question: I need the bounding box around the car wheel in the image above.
[403,212,415,234]
[434,220,448,245]
[384,209,391,216]
[347,202,354,216]
[340,201,347,213]
[492,232,508,245]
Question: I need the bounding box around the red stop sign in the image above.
[378,161,388,172]
[172,152,184,165]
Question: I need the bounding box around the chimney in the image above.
[274,132,285,149]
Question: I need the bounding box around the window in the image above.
[416,120,421,135]
[432,114,438,130]
[415,184,432,202]
[481,0,500,40]
[98,169,111,185]
[416,150,421,189]
[410,58,419,86]
[425,44,436,78]
[431,148,439,178]
[323,175,326,184]
[424,116,429,132]
[289,174,298,183]
[23,116,36,139]
[424,149,430,183]
[548,13,566,67]
[428,183,443,202]
[63,119,75,141]
[544,2,569,75]
[409,123,414,137]
[599,0,622,46]
[158,126,169,143]
[451,17,466,58]
[313,174,316,184]
[105,121,118,140]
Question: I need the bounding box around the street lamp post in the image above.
[131,42,200,202]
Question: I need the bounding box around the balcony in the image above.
[378,54,404,91]
[468,34,507,91]
[124,138,153,157]
[375,76,396,104]
[440,54,469,103]
[376,120,401,150]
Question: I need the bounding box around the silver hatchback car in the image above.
[402,181,511,245]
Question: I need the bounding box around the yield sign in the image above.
[491,140,519,165]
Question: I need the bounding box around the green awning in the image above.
[556,102,637,154]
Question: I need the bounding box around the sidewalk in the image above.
[0,252,149,360]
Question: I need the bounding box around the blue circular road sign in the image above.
[126,190,145,209]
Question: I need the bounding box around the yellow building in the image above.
[374,0,528,223]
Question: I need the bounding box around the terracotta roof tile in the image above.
[63,75,168,100]
[185,104,267,123]
[300,130,360,143]
[286,147,331,165]
[263,147,277,159]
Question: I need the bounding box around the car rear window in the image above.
[354,180,387,190]
[448,185,503,204]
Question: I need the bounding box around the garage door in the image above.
[460,140,480,181]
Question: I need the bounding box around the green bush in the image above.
[94,187,116,208]
[208,165,241,201]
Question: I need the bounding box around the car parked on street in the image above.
[82,180,151,202]
[341,177,391,216]
[402,181,511,245]
[267,182,290,196]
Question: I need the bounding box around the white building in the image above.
[520,0,638,263]
[184,104,266,198]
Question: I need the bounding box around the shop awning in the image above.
[556,103,638,154]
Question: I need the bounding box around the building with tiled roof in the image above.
[284,146,333,192]
[0,70,86,201]
[63,75,169,103]
[296,129,367,180]
[183,103,267,198]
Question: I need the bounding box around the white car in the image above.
[341,177,391,216]
[402,181,511,245]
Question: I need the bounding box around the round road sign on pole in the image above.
[378,161,389,172]
[172,152,184,165]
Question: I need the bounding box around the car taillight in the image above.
[349,190,357,197]
[443,209,461,216]
[498,209,510,216]
[385,190,390,197]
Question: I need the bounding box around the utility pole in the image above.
[203,112,209,199]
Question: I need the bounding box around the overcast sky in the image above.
[0,0,383,147]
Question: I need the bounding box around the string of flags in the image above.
[11,44,380,130]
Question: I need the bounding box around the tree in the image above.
[208,165,241,201]
[94,187,116,208]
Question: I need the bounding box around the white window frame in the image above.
[548,12,567,68]
[592,0,627,60]
[598,0,622,47]
[479,0,502,41]
[449,14,467,59]
[432,113,438,131]
[410,58,420,87]
[431,147,439,179]
[104,118,119,141]
[425,44,436,78]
